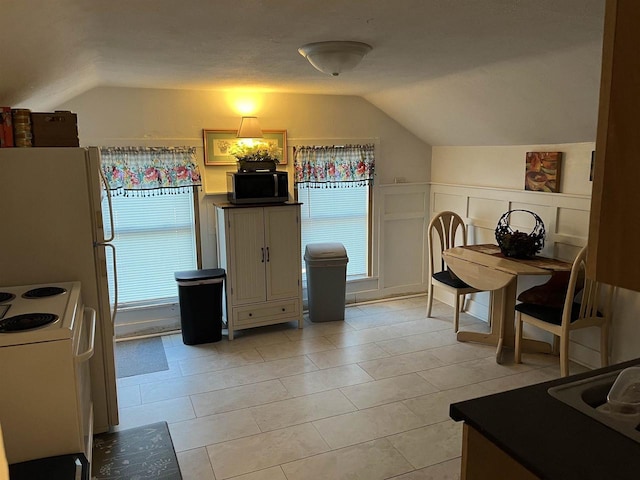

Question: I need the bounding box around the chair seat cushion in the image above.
[433,270,471,289]
[515,301,582,325]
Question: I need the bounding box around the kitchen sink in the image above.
[548,368,640,444]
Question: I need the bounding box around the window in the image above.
[99,146,202,307]
[294,143,375,278]
[298,185,370,277]
[102,189,198,306]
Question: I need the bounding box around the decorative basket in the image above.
[495,210,545,259]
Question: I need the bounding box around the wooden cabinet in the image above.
[216,203,303,340]
[461,424,539,480]
[588,0,640,291]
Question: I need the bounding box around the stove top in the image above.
[0,281,81,346]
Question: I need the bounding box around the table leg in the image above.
[495,278,517,363]
[495,288,506,364]
[456,277,552,361]
[456,326,500,345]
[455,283,505,348]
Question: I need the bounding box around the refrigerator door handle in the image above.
[96,163,118,325]
[98,166,116,243]
[95,242,118,325]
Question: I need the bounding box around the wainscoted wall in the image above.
[374,183,430,299]
[431,183,590,258]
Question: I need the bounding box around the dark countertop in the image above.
[450,358,640,480]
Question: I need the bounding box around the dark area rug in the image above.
[92,421,182,479]
[116,337,169,378]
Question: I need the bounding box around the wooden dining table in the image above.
[442,244,573,363]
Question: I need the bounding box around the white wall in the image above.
[432,143,595,195]
[431,143,640,366]
[57,87,432,334]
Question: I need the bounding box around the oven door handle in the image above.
[76,307,97,363]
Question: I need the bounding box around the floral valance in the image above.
[100,146,201,196]
[294,144,375,188]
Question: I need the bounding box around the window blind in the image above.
[102,190,198,306]
[298,185,369,277]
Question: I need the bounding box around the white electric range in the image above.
[0,282,95,465]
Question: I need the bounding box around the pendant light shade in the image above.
[237,116,263,138]
[298,41,372,76]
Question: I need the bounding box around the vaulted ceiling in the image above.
[0,0,605,146]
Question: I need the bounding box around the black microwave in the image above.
[226,171,289,204]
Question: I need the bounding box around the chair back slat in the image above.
[428,211,467,274]
[562,245,613,330]
[583,279,601,318]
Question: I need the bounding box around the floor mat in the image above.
[92,422,182,479]
[115,337,169,378]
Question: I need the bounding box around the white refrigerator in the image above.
[0,146,119,433]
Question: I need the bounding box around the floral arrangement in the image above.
[228,140,282,163]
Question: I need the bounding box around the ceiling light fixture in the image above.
[236,116,263,138]
[298,41,372,76]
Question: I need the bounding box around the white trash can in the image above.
[304,242,349,322]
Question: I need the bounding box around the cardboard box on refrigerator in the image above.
[30,111,79,147]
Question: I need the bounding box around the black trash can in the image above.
[174,268,225,345]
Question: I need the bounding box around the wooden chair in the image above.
[427,211,489,332]
[514,245,613,377]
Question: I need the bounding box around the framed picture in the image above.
[203,129,288,166]
[525,152,562,193]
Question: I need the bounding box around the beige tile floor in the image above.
[115,295,588,480]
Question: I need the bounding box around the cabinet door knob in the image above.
[282,307,286,312]
[261,247,265,263]
[249,313,253,317]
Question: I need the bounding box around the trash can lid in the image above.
[174,268,225,282]
[304,242,349,263]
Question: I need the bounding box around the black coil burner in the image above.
[0,313,59,332]
[22,286,67,299]
[0,292,15,303]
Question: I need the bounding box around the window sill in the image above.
[302,275,378,292]
[116,297,179,312]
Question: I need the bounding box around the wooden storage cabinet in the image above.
[588,0,640,291]
[460,424,539,480]
[216,203,303,340]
